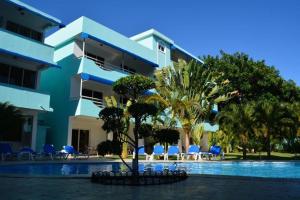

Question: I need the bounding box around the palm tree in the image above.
[0,102,23,140]
[218,102,256,159]
[256,98,299,157]
[147,59,233,152]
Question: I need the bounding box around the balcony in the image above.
[79,57,129,83]
[75,98,103,118]
[0,83,52,112]
[0,28,56,65]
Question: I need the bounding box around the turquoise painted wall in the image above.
[39,54,80,149]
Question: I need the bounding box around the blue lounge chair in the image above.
[210,145,223,159]
[164,145,180,160]
[18,147,36,160]
[199,145,223,160]
[149,145,164,160]
[61,145,79,159]
[42,144,57,160]
[0,143,17,161]
[182,145,200,160]
[132,146,149,160]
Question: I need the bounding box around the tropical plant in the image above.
[154,128,180,151]
[255,96,300,157]
[218,102,256,159]
[99,75,157,175]
[147,59,233,152]
[0,102,23,140]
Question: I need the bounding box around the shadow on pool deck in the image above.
[0,176,299,200]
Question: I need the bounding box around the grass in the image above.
[225,152,300,160]
[100,152,300,161]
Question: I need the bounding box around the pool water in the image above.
[0,162,299,178]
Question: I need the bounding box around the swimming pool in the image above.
[0,161,299,178]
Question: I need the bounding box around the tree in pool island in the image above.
[98,75,158,175]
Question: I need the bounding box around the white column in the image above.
[31,112,38,150]
[67,116,73,145]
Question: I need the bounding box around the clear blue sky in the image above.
[23,0,300,85]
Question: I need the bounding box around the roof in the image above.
[131,29,203,63]
[46,16,158,67]
[5,0,64,27]
[171,44,204,63]
[130,29,174,44]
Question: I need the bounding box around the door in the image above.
[71,129,89,153]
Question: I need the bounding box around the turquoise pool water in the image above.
[0,161,299,178]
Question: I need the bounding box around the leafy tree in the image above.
[154,128,180,151]
[99,75,157,175]
[255,96,300,157]
[203,51,300,157]
[0,102,23,140]
[148,59,233,152]
[218,102,256,159]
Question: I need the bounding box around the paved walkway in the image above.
[0,176,299,200]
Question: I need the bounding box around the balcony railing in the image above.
[84,55,135,75]
[81,95,104,107]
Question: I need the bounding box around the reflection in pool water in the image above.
[0,162,300,178]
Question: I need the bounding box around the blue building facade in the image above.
[41,16,218,153]
[0,0,62,150]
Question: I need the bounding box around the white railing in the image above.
[84,55,135,75]
[81,95,104,107]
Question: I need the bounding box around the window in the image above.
[23,70,36,89]
[0,62,37,89]
[9,67,23,86]
[122,65,136,74]
[85,52,105,66]
[82,88,93,97]
[158,43,166,53]
[0,63,9,83]
[6,21,43,42]
[81,88,103,107]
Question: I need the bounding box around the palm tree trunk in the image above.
[266,131,271,158]
[132,117,141,176]
[242,145,247,160]
[183,126,190,153]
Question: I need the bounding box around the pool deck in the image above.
[0,175,299,200]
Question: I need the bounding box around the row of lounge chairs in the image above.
[0,143,87,161]
[134,145,223,161]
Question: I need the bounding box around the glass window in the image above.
[6,21,18,33]
[82,88,93,97]
[93,91,103,100]
[31,31,42,42]
[6,21,43,42]
[9,67,23,86]
[23,69,36,89]
[158,43,165,53]
[0,63,9,83]
[19,26,31,38]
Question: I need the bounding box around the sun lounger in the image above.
[164,145,180,160]
[18,147,36,160]
[149,145,164,160]
[199,145,223,160]
[132,146,149,160]
[181,145,200,160]
[0,143,17,161]
[41,144,58,160]
[61,145,79,159]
